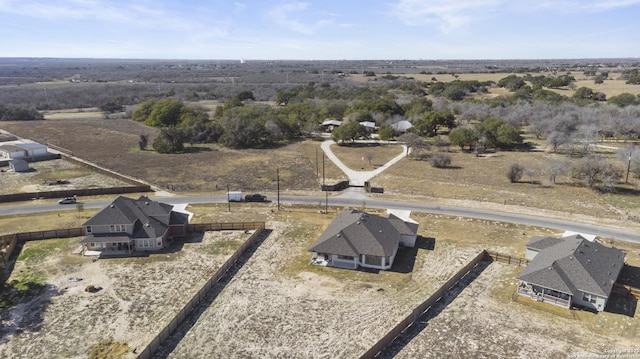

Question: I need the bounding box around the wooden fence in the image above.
[321,180,350,191]
[186,222,264,232]
[485,250,529,267]
[613,283,640,299]
[359,250,490,359]
[136,223,266,359]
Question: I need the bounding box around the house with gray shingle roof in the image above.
[517,234,625,312]
[308,209,418,270]
[80,196,189,255]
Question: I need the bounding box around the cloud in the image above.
[0,0,205,32]
[390,0,502,32]
[267,2,315,34]
[533,0,640,12]
[233,2,247,12]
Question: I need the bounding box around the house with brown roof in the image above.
[308,209,418,270]
[517,234,625,312]
[80,196,189,255]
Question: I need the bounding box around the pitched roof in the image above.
[390,120,413,132]
[518,235,626,297]
[83,196,185,239]
[309,210,400,257]
[525,236,563,251]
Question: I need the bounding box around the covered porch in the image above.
[517,282,571,308]
[81,234,134,255]
[310,253,358,269]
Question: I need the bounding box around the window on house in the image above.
[364,255,382,266]
[337,255,354,260]
[86,226,92,233]
[157,240,162,246]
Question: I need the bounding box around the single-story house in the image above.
[309,209,418,270]
[9,159,29,172]
[390,120,413,133]
[517,234,625,312]
[0,144,27,159]
[80,195,189,254]
[321,119,342,132]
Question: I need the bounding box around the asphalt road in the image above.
[2,193,638,243]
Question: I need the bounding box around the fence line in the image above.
[359,250,489,359]
[136,223,266,359]
[0,185,152,203]
[0,222,265,288]
[613,283,640,299]
[484,250,529,267]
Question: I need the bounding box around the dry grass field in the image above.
[0,158,131,195]
[349,72,640,100]
[329,142,404,171]
[0,119,339,194]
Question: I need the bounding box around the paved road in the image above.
[2,191,638,243]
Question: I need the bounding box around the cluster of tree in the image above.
[131,99,215,153]
[523,73,575,89]
[448,118,522,151]
[0,105,43,121]
[427,80,490,101]
[331,121,369,144]
[623,69,640,85]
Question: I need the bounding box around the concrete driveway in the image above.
[320,140,408,186]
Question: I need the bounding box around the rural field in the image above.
[0,158,131,195]
[0,229,253,359]
[3,118,640,236]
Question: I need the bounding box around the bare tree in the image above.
[546,159,569,184]
[570,155,621,190]
[429,152,451,168]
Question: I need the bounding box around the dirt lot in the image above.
[0,158,131,195]
[0,230,251,359]
[394,263,640,359]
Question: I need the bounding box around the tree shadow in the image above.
[182,146,213,153]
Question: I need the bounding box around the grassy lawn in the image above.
[329,142,404,170]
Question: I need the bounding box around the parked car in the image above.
[244,193,267,202]
[58,197,77,204]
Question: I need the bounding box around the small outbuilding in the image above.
[9,159,29,172]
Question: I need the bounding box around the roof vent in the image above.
[357,221,361,225]
[145,223,150,227]
[337,234,341,237]
[110,204,114,208]
[145,202,149,205]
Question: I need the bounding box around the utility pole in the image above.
[323,153,327,214]
[315,148,319,178]
[277,167,280,211]
[227,184,230,212]
[626,151,632,184]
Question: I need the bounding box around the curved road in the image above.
[2,191,638,243]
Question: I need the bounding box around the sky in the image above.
[0,0,639,60]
